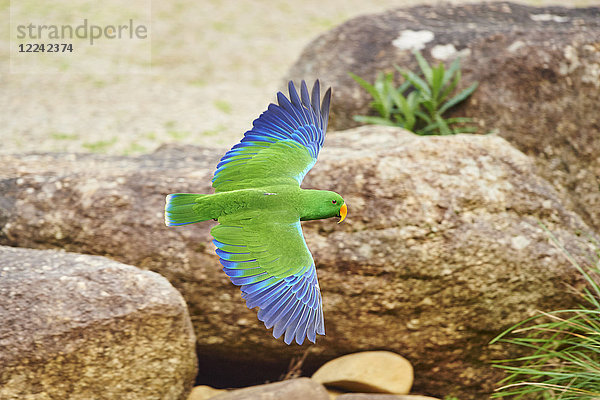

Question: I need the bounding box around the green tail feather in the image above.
[164,193,211,226]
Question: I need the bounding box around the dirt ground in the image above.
[1,0,596,155]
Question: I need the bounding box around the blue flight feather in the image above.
[215,237,325,344]
[213,80,332,190]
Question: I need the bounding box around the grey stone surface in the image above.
[286,2,600,233]
[210,378,329,400]
[0,245,197,400]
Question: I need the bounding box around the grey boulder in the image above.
[210,378,329,400]
[0,245,197,400]
[286,2,600,233]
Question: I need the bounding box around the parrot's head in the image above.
[300,190,347,223]
[335,196,348,224]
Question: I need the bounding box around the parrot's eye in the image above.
[332,200,337,204]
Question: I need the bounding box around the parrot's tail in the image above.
[164,193,212,226]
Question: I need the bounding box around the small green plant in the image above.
[167,130,191,140]
[214,99,233,114]
[51,132,79,140]
[82,137,117,153]
[491,228,600,399]
[349,70,419,130]
[349,51,478,135]
[122,142,147,155]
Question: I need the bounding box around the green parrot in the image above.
[165,80,346,345]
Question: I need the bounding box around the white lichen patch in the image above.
[511,235,531,250]
[582,62,600,87]
[431,44,471,60]
[529,13,569,23]
[431,44,457,60]
[459,163,481,179]
[559,45,600,87]
[560,45,581,75]
[357,243,373,258]
[392,29,434,51]
[507,40,526,53]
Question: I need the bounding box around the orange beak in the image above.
[338,203,347,224]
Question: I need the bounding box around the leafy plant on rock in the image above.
[349,50,478,135]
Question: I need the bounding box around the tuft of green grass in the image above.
[189,78,208,87]
[202,124,226,137]
[167,130,191,140]
[51,132,79,140]
[349,50,478,135]
[213,99,233,114]
[164,121,192,141]
[82,137,117,153]
[309,15,338,29]
[211,20,232,33]
[145,132,157,140]
[491,227,600,399]
[121,142,147,155]
[89,78,107,88]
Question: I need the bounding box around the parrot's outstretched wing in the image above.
[211,211,325,345]
[212,80,331,192]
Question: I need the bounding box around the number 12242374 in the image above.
[18,43,74,53]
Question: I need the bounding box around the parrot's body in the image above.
[167,186,341,223]
[165,81,346,345]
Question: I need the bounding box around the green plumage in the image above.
[170,187,342,222]
[165,80,344,345]
[167,187,343,278]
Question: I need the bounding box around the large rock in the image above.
[0,245,197,400]
[209,378,329,400]
[0,126,597,398]
[312,351,413,394]
[286,2,600,232]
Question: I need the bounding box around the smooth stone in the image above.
[312,351,413,394]
[210,378,329,400]
[188,385,227,400]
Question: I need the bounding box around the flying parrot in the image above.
[164,80,346,345]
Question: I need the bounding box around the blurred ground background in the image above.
[1,0,597,155]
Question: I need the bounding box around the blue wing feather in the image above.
[300,81,315,126]
[253,265,324,345]
[212,80,331,192]
[213,233,325,345]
